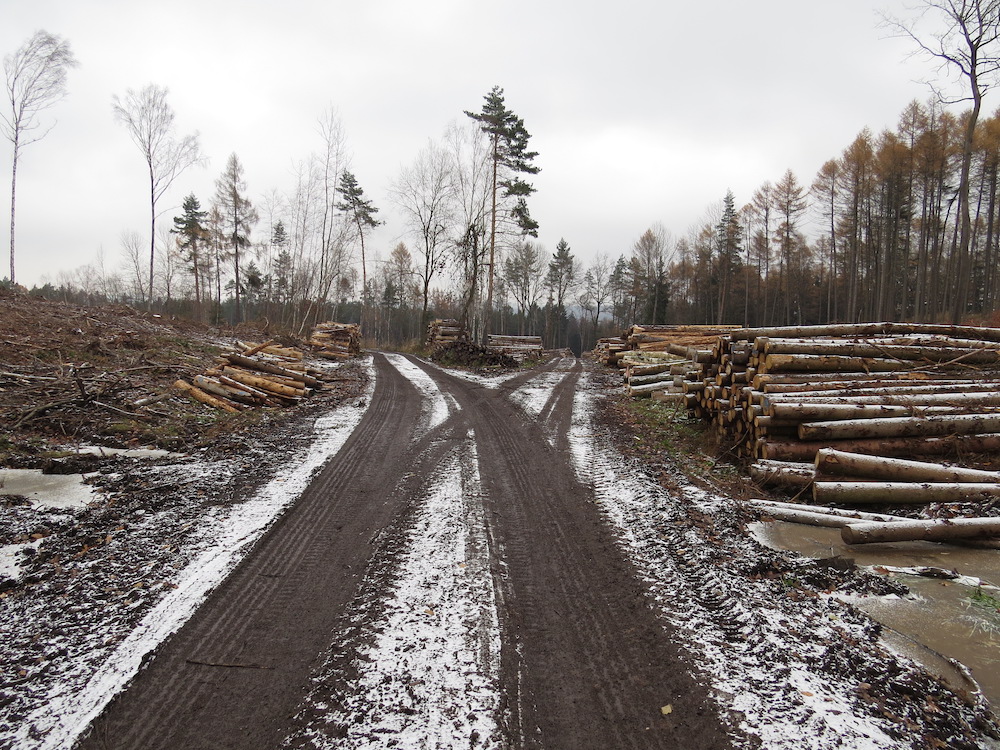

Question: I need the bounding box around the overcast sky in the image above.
[1,0,943,288]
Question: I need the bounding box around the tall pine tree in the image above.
[465,86,540,337]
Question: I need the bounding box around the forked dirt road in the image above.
[76,354,732,750]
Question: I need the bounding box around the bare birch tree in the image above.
[2,31,77,285]
[112,84,202,307]
[389,139,455,329]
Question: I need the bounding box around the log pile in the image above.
[309,322,361,359]
[426,318,467,350]
[749,448,1000,545]
[620,351,695,401]
[594,337,629,367]
[173,342,329,413]
[680,322,1000,463]
[487,334,543,363]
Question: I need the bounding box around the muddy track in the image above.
[77,355,444,750]
[411,357,732,750]
[76,354,732,750]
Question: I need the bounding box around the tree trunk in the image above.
[8,137,18,285]
[799,412,1000,441]
[843,517,1000,545]
[814,481,1000,505]
[814,448,1000,483]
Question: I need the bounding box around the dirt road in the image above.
[76,354,733,750]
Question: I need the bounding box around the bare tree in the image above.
[112,84,202,307]
[389,139,455,330]
[2,31,77,285]
[120,229,147,302]
[886,0,1000,322]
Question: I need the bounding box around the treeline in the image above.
[22,97,1000,350]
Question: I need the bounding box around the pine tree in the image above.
[213,153,258,324]
[715,190,742,324]
[336,171,381,313]
[465,86,540,337]
[171,193,207,306]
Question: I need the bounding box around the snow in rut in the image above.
[10,361,376,750]
[286,356,503,748]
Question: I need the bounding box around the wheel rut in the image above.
[77,353,733,750]
[77,354,444,750]
[411,356,732,750]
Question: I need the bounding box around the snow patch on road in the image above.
[16,360,377,750]
[506,371,566,418]
[567,374,910,750]
[384,353,452,432]
[292,434,502,749]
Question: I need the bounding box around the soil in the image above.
[2,291,1000,749]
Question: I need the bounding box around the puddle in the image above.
[753,520,1000,710]
[0,469,97,509]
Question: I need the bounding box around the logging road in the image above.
[76,353,732,750]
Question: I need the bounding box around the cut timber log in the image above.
[747,498,910,523]
[814,448,1000,483]
[221,367,306,399]
[814,481,1000,505]
[799,412,1000,441]
[759,433,1000,461]
[226,353,321,387]
[193,375,258,406]
[761,354,911,373]
[749,460,815,488]
[842,517,1000,544]
[173,379,240,413]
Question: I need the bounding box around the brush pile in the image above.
[309,322,361,359]
[174,341,331,413]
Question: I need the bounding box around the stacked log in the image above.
[686,322,1000,462]
[426,319,467,349]
[309,322,361,359]
[487,335,543,363]
[620,351,696,402]
[174,342,328,413]
[594,337,629,367]
[749,448,1000,545]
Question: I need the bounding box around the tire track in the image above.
[410,356,733,750]
[77,354,438,750]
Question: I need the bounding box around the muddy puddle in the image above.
[752,520,1000,710]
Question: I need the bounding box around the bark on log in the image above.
[814,481,1000,505]
[173,379,240,413]
[226,354,321,386]
[814,448,1000,483]
[799,413,1000,441]
[758,338,1000,364]
[193,375,258,406]
[221,368,306,398]
[730,322,1000,343]
[759,433,1000,461]
[747,498,910,522]
[762,354,912,373]
[749,460,815,488]
[842,517,1000,544]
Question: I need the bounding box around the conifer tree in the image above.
[465,86,540,336]
[336,170,381,311]
[172,193,207,305]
